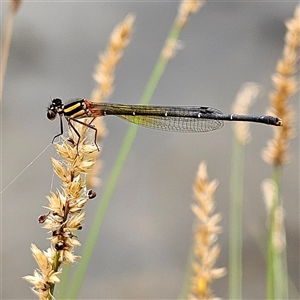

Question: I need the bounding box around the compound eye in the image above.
[47,110,57,120]
[52,98,62,106]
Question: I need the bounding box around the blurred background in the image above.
[2,1,299,299]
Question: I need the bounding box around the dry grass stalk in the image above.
[87,14,135,188]
[23,129,97,299]
[231,82,262,145]
[189,162,226,300]
[0,0,22,99]
[262,5,300,165]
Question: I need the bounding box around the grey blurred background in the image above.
[2,1,299,299]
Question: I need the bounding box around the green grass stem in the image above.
[178,246,194,299]
[49,250,60,299]
[56,265,71,300]
[229,137,244,299]
[267,167,289,300]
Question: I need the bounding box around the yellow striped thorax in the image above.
[63,99,91,119]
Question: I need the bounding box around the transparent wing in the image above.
[117,114,224,132]
[87,102,225,132]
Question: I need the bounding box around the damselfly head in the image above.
[47,98,64,120]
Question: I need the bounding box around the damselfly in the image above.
[47,98,282,150]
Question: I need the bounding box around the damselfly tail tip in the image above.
[276,118,283,126]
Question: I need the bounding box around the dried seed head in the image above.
[177,0,203,27]
[262,5,300,166]
[190,162,225,299]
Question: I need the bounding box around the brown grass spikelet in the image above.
[176,0,203,28]
[262,5,300,165]
[231,82,262,145]
[189,162,226,300]
[87,14,135,188]
[23,244,60,300]
[161,39,184,60]
[24,126,97,298]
